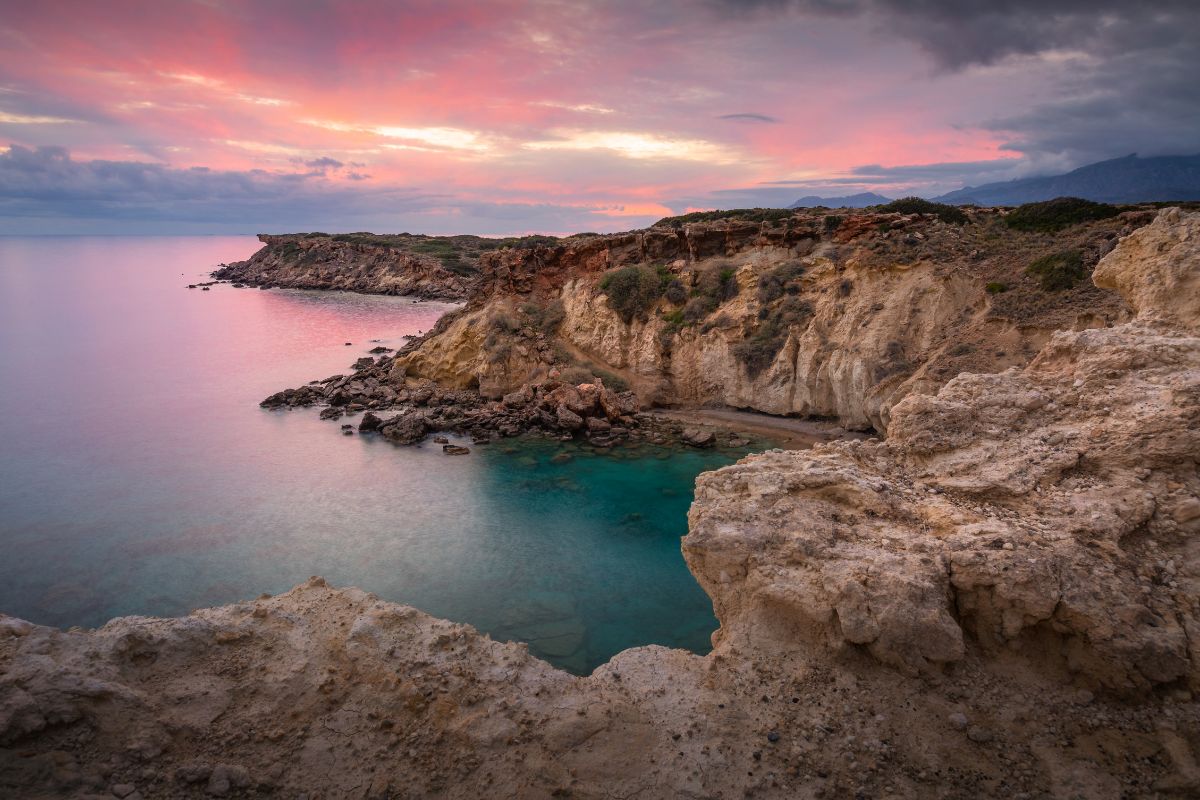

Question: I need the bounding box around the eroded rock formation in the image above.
[687,208,1200,692]
[3,209,1200,798]
[213,233,479,301]
[391,207,1139,431]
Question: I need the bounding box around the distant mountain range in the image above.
[786,154,1200,209]
[932,154,1200,206]
[788,192,890,209]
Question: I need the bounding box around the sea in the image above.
[0,235,753,673]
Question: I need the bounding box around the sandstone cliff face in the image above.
[685,208,1200,694]
[4,211,1200,799]
[399,209,1137,430]
[213,233,477,300]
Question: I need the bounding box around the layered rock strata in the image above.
[687,208,1200,692]
[213,233,477,301]
[3,209,1199,798]
[393,207,1139,430]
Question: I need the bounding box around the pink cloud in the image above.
[0,0,1112,232]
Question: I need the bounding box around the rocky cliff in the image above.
[394,206,1143,431]
[687,206,1200,692]
[3,209,1199,798]
[212,232,486,301]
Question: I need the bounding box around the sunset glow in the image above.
[1,0,1195,233]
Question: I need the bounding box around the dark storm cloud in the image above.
[0,145,434,225]
[711,0,1200,163]
[718,113,779,123]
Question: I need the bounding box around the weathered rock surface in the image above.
[686,208,1200,694]
[212,233,477,300]
[391,207,1141,430]
[4,210,1200,798]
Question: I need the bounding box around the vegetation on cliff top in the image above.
[875,197,969,225]
[1026,249,1088,290]
[1004,197,1120,232]
[652,208,795,228]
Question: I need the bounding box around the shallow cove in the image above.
[0,236,754,673]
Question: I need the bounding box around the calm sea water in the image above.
[0,236,748,673]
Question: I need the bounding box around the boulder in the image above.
[556,405,584,431]
[381,414,427,445]
[681,428,716,448]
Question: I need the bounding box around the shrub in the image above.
[593,369,630,392]
[664,278,687,305]
[682,296,715,323]
[1026,250,1087,291]
[877,197,968,225]
[560,366,595,385]
[823,214,843,232]
[1004,197,1120,232]
[599,265,664,323]
[559,365,630,392]
[732,321,788,377]
[838,279,853,297]
[985,281,1008,294]
[478,234,561,250]
[653,208,794,228]
[732,298,814,377]
[489,311,520,334]
[520,300,566,334]
[697,264,739,303]
[758,262,806,303]
[700,314,733,334]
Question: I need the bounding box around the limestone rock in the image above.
[686,208,1200,692]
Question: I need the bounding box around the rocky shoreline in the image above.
[260,345,808,452]
[3,208,1198,798]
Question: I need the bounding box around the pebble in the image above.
[111,785,137,798]
[948,712,968,731]
[967,725,994,743]
[767,731,781,743]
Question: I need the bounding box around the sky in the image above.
[1,0,1197,235]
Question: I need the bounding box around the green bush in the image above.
[732,322,788,377]
[696,264,739,304]
[560,366,595,385]
[478,234,561,250]
[489,311,520,334]
[756,261,805,304]
[732,298,813,378]
[1004,197,1120,232]
[664,278,687,305]
[559,365,630,393]
[823,214,843,232]
[653,208,794,228]
[1026,250,1087,290]
[520,300,566,334]
[877,197,968,225]
[599,265,664,323]
[985,281,1008,294]
[682,296,715,323]
[593,369,630,393]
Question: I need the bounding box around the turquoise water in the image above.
[0,236,752,673]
